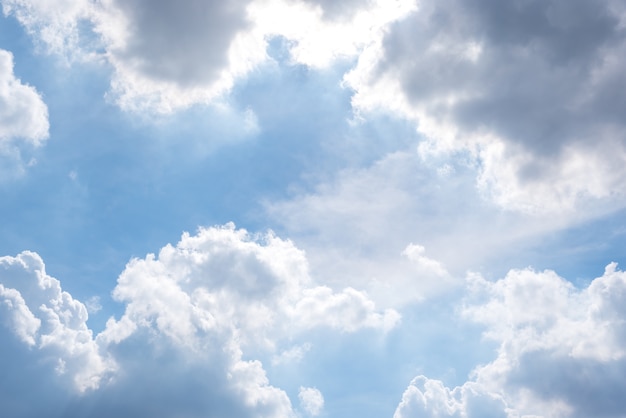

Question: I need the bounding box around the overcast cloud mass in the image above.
[1,0,626,417]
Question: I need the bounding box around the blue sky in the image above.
[1,0,626,417]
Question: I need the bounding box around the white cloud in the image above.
[0,251,114,392]
[396,262,626,418]
[0,48,49,178]
[101,223,398,350]
[402,244,449,278]
[1,0,91,57]
[299,386,324,416]
[249,0,415,68]
[0,224,397,416]
[0,284,40,346]
[344,0,626,213]
[464,263,626,364]
[393,376,509,418]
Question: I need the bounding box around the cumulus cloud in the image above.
[101,223,398,348]
[0,48,49,177]
[463,263,626,417]
[94,224,396,415]
[393,376,508,418]
[0,251,114,392]
[396,262,626,418]
[345,0,626,213]
[0,224,396,416]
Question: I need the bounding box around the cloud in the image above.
[298,386,324,416]
[463,263,626,417]
[101,223,398,348]
[0,48,49,178]
[266,144,589,308]
[393,376,508,418]
[345,0,626,213]
[396,262,626,418]
[271,342,311,365]
[0,224,396,416]
[89,0,264,112]
[1,0,91,57]
[0,251,114,392]
[3,0,414,112]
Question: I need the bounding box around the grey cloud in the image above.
[379,0,626,155]
[65,332,265,418]
[461,0,619,63]
[509,351,626,418]
[111,0,250,87]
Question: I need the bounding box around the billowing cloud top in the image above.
[0,225,397,417]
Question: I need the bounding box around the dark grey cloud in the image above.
[111,0,250,86]
[510,351,626,418]
[378,0,626,156]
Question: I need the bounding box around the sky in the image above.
[1,0,626,417]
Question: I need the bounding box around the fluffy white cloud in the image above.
[0,48,49,177]
[101,223,398,348]
[345,0,626,213]
[0,251,114,392]
[299,386,324,416]
[393,376,508,418]
[463,263,626,417]
[93,223,396,415]
[0,224,396,416]
[396,262,626,418]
